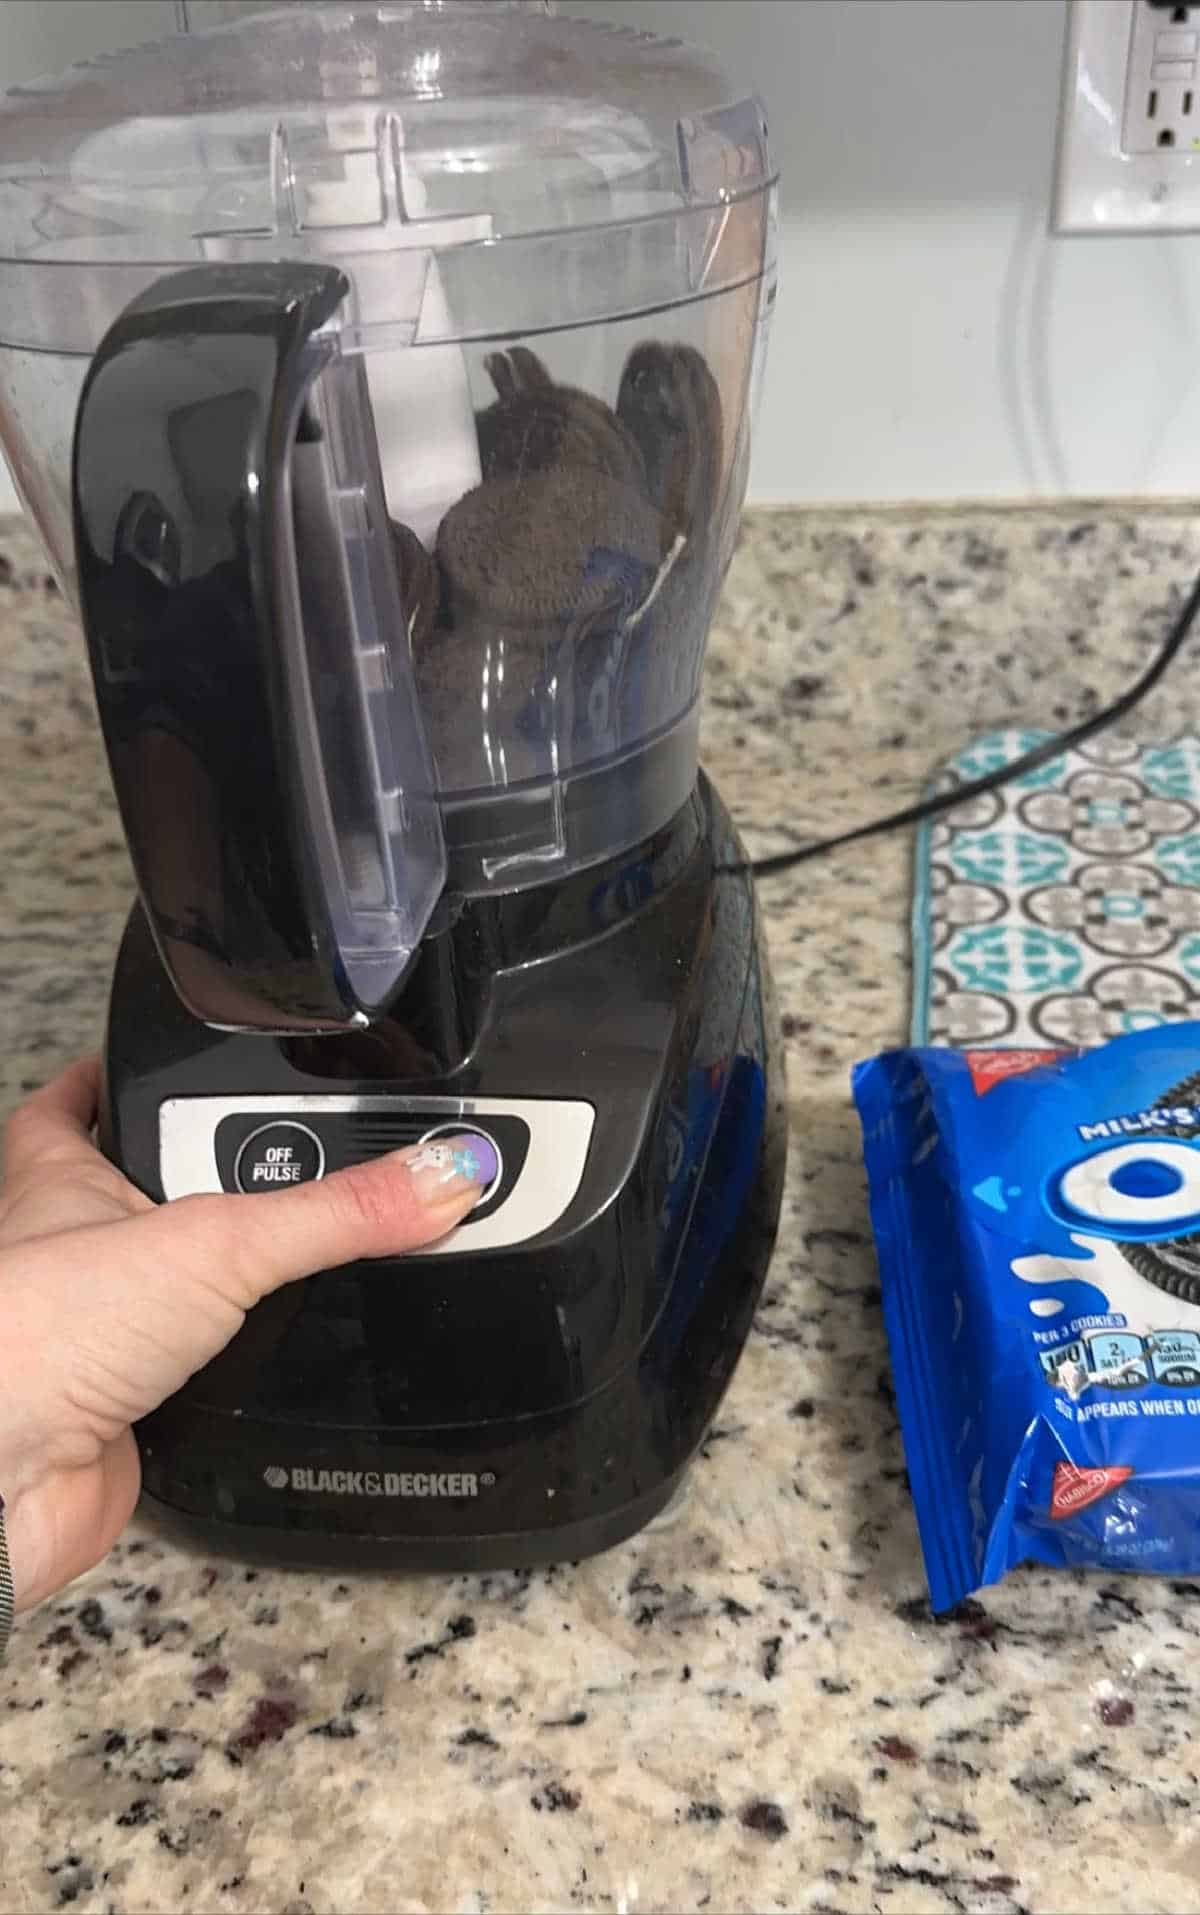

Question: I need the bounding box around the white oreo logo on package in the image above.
[1056,1140,1200,1240]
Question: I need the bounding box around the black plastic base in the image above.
[139,1467,687,1573]
[106,776,786,1571]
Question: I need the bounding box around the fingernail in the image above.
[396,1133,499,1208]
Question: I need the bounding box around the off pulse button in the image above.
[235,1122,325,1192]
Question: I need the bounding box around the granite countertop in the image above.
[4,505,1200,1915]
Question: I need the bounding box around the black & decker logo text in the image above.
[264,1466,479,1498]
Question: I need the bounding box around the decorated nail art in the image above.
[400,1134,499,1203]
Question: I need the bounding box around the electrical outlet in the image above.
[1055,0,1200,231]
[1123,0,1200,152]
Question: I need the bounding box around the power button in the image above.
[235,1122,325,1193]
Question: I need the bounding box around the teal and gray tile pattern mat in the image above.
[914,731,1200,1050]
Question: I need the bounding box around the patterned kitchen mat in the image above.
[913,730,1200,1050]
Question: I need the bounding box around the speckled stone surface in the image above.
[5,506,1200,1915]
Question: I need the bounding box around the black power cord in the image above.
[748,566,1200,879]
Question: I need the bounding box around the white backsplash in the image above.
[2,0,1198,511]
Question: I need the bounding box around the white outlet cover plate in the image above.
[1056,0,1200,232]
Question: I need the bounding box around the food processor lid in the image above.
[0,3,772,297]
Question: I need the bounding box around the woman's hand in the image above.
[0,1057,490,1614]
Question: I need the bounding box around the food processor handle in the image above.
[72,262,446,1033]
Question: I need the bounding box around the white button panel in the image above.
[159,1094,595,1254]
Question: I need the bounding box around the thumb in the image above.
[146,1134,498,1307]
[0,1137,498,1488]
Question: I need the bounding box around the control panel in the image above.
[159,1095,595,1253]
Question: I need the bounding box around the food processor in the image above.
[0,0,785,1567]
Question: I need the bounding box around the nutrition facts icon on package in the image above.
[1087,1332,1150,1392]
[1039,1340,1089,1391]
[1148,1331,1200,1389]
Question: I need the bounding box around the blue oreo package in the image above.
[853,1025,1200,1611]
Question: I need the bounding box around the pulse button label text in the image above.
[235,1122,324,1193]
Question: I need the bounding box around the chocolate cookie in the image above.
[475,345,647,489]
[616,341,724,543]
[418,464,662,790]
